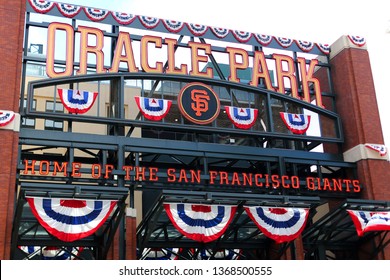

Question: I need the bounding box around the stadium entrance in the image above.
[1,0,389,260]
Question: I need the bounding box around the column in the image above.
[329,35,390,259]
[0,0,25,259]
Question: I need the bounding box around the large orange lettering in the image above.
[165,38,188,75]
[110,32,138,73]
[297,57,323,107]
[46,22,74,78]
[226,47,249,83]
[188,41,213,78]
[77,26,106,75]
[141,35,164,73]
[273,54,298,98]
[250,51,275,90]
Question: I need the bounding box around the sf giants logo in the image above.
[178,82,220,125]
[191,89,210,116]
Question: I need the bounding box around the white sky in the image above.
[55,0,390,146]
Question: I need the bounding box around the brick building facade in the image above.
[0,0,389,260]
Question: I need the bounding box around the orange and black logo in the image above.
[178,82,220,125]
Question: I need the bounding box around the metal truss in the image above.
[11,183,129,260]
[136,190,321,260]
[15,48,363,260]
[17,128,359,195]
[14,8,389,261]
[303,199,390,259]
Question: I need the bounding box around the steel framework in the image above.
[13,72,372,259]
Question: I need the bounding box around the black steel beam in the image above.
[20,129,346,164]
[20,183,129,200]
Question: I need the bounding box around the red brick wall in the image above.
[330,48,384,151]
[0,0,25,259]
[0,0,25,111]
[126,216,137,259]
[330,47,389,201]
[357,160,390,201]
[330,45,390,259]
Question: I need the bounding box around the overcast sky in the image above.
[54,0,390,147]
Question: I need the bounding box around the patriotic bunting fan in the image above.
[279,112,311,134]
[57,4,81,18]
[19,246,83,260]
[27,197,117,242]
[84,8,109,22]
[134,96,172,121]
[0,111,15,127]
[245,206,309,243]
[27,1,331,55]
[197,249,240,260]
[164,203,237,243]
[225,106,258,129]
[365,144,387,157]
[139,16,160,29]
[139,248,181,260]
[347,210,390,237]
[58,88,98,114]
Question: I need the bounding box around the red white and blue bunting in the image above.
[84,7,109,22]
[27,0,335,55]
[232,30,252,43]
[365,144,387,157]
[58,88,98,114]
[28,0,55,13]
[347,210,390,237]
[140,248,181,260]
[254,34,273,46]
[57,3,81,18]
[26,197,117,242]
[196,249,241,260]
[225,106,258,129]
[135,97,172,121]
[0,111,15,127]
[296,40,314,52]
[186,23,208,36]
[162,20,185,33]
[139,16,160,29]
[19,246,83,260]
[279,112,311,135]
[111,12,136,25]
[211,27,230,39]
[316,43,331,54]
[276,37,294,48]
[164,203,237,243]
[244,206,309,243]
[348,35,366,47]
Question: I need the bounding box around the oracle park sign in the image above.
[45,21,324,108]
[3,0,389,262]
[20,0,369,197]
